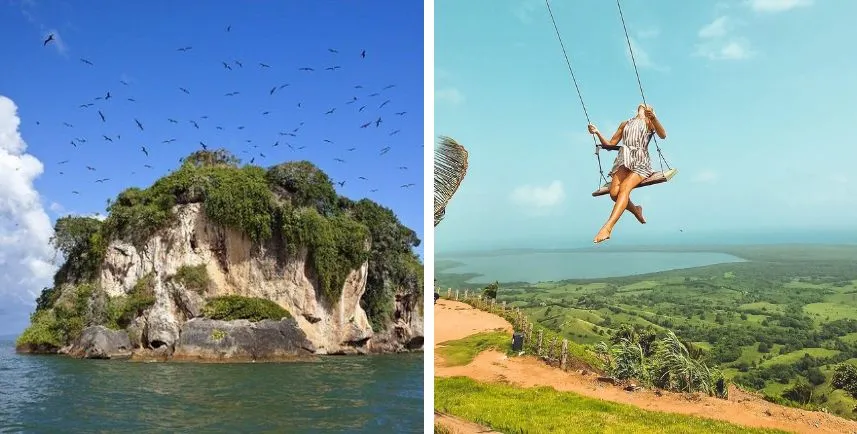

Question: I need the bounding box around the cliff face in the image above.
[16,152,423,360]
[100,203,388,355]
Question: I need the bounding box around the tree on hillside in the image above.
[832,363,857,399]
[482,281,499,300]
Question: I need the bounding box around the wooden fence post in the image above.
[549,337,557,364]
[561,339,569,370]
[537,329,544,355]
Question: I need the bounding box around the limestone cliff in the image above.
[16,150,423,360]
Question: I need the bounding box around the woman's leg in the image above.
[608,167,645,224]
[595,172,644,243]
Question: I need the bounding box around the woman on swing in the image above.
[587,103,667,244]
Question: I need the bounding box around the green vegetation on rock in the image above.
[203,295,291,322]
[168,265,211,294]
[281,207,369,300]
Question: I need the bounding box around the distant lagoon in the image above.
[438,251,745,283]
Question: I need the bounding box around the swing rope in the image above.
[544,0,608,186]
[615,0,671,172]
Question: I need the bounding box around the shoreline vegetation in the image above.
[16,149,424,362]
[435,244,857,422]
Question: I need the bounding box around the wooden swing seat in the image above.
[592,168,678,197]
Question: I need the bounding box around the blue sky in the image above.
[0,0,423,334]
[435,0,857,253]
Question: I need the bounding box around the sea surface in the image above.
[439,251,744,283]
[0,340,423,433]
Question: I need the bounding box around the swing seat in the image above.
[592,168,678,197]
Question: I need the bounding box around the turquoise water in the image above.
[0,340,423,433]
[440,251,745,283]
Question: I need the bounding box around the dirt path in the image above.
[433,299,857,434]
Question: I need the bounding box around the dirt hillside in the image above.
[433,299,857,434]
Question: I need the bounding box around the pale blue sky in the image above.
[435,0,857,252]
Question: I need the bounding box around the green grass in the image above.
[760,348,840,368]
[437,332,511,366]
[435,376,786,434]
[804,302,857,323]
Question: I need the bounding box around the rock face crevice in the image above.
[92,203,421,359]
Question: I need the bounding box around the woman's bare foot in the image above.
[632,205,646,224]
[594,228,611,244]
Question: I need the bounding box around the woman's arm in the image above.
[590,121,626,150]
[646,111,667,139]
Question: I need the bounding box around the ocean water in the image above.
[0,340,423,433]
[439,251,744,283]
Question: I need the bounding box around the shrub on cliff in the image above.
[168,265,211,294]
[104,152,275,245]
[266,161,338,214]
[282,207,370,300]
[350,199,422,331]
[202,295,291,322]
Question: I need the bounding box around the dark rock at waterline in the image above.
[171,318,317,362]
[65,326,133,359]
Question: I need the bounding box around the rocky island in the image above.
[16,149,424,361]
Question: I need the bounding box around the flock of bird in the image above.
[37,25,418,207]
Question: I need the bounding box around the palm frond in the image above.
[434,136,469,227]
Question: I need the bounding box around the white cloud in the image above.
[694,16,753,61]
[747,0,813,13]
[699,17,729,38]
[695,38,754,60]
[510,180,566,211]
[435,88,465,105]
[0,95,56,309]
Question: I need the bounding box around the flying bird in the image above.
[361,49,366,58]
[380,100,391,108]
[226,25,231,32]
[328,48,338,53]
[395,111,407,116]
[390,129,400,136]
[334,158,345,163]
[375,117,382,127]
[43,33,55,46]
[383,84,396,90]
[337,181,346,187]
[63,122,73,127]
[141,146,148,156]
[179,87,190,94]
[259,63,271,68]
[86,166,96,171]
[298,67,314,71]
[400,183,415,188]
[177,46,192,52]
[325,108,335,114]
[80,58,93,65]
[380,147,391,155]
[135,119,144,130]
[96,178,110,183]
[102,135,113,142]
[58,160,69,165]
[168,118,178,123]
[360,122,371,128]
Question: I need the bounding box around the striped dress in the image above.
[609,116,655,179]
